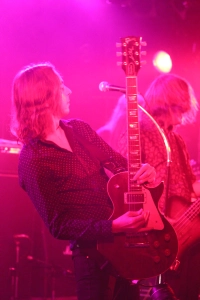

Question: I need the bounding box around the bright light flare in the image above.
[153,51,172,73]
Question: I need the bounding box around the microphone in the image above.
[99,81,126,94]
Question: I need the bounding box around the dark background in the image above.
[1,0,200,159]
[0,0,200,299]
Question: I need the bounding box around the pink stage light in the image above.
[153,51,172,73]
[75,0,102,10]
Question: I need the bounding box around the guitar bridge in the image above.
[125,242,150,248]
[125,232,150,248]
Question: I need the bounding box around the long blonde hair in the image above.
[11,62,63,144]
[144,73,198,124]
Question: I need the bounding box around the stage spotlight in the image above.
[150,283,178,300]
[153,51,172,73]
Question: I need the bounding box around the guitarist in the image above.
[102,73,200,300]
[141,73,200,300]
[10,62,156,300]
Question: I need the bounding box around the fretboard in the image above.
[126,76,141,193]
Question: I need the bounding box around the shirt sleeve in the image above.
[69,119,128,173]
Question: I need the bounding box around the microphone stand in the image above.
[9,240,21,300]
[9,234,31,300]
[27,256,56,300]
[27,255,74,300]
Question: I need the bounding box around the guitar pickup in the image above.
[124,192,145,204]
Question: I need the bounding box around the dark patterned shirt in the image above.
[18,119,127,248]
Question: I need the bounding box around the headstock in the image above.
[117,36,146,76]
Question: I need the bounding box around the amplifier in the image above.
[0,139,21,175]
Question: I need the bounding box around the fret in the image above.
[129,137,139,141]
[129,126,138,130]
[130,150,139,155]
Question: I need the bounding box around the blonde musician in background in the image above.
[97,73,200,300]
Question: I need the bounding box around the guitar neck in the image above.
[126,76,141,192]
[182,198,200,222]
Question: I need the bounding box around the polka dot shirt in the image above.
[18,119,127,249]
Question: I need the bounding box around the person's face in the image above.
[60,84,72,116]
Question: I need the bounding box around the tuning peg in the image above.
[116,42,122,47]
[116,52,122,57]
[141,41,147,46]
[117,61,122,66]
[141,51,147,56]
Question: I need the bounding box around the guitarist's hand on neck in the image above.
[133,163,156,185]
[112,209,149,233]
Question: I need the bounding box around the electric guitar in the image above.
[98,36,178,280]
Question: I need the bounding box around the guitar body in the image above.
[98,172,178,279]
[166,196,200,269]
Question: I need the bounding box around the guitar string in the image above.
[173,198,200,231]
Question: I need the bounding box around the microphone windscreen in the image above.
[99,81,109,92]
